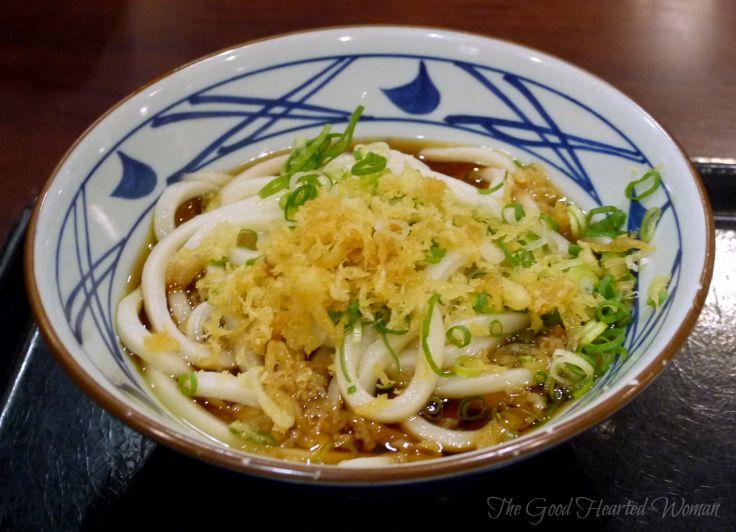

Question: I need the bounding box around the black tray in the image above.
[0,161,734,531]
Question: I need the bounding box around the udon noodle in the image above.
[117,107,665,466]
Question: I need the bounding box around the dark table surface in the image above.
[2,2,735,530]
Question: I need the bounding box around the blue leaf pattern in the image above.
[111,151,157,199]
[381,61,440,115]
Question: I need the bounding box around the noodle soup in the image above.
[117,107,666,466]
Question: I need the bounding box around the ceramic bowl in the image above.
[26,26,714,484]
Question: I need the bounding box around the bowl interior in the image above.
[28,26,711,483]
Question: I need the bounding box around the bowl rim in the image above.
[24,24,715,484]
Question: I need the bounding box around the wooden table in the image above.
[2,0,734,240]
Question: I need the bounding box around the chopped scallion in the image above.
[457,396,488,422]
[640,207,661,242]
[446,325,471,347]
[177,372,197,397]
[625,169,661,201]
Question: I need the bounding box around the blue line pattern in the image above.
[54,54,682,414]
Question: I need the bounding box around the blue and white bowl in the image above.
[26,26,714,483]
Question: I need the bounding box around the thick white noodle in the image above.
[402,415,483,451]
[153,180,218,241]
[182,171,232,186]
[356,250,465,393]
[395,337,504,373]
[435,367,532,398]
[550,348,595,386]
[450,313,530,337]
[478,167,507,202]
[337,456,396,468]
[219,176,275,206]
[228,247,259,266]
[444,337,501,367]
[357,332,417,393]
[336,308,445,423]
[326,377,342,407]
[116,289,190,375]
[517,193,541,218]
[167,290,191,327]
[245,367,295,432]
[388,150,506,217]
[191,370,258,406]
[185,302,211,342]
[425,250,468,280]
[144,367,241,446]
[547,229,572,255]
[419,146,517,173]
[233,153,289,181]
[141,195,281,369]
[479,241,505,264]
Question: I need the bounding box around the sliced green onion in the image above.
[457,396,488,422]
[595,299,630,324]
[595,275,618,300]
[284,183,317,221]
[324,105,364,159]
[258,106,363,198]
[421,395,444,421]
[446,325,471,347]
[452,355,485,377]
[339,333,358,395]
[566,205,587,238]
[375,380,395,393]
[345,301,361,328]
[373,307,409,335]
[489,319,503,337]
[566,265,598,295]
[296,172,331,188]
[625,169,661,201]
[229,421,278,447]
[425,240,446,264]
[244,257,258,266]
[258,174,291,199]
[647,275,670,309]
[378,331,401,375]
[177,372,197,397]
[207,257,227,268]
[572,379,595,399]
[582,327,625,355]
[584,206,626,238]
[328,309,343,326]
[473,292,494,314]
[579,320,607,345]
[422,294,453,377]
[497,240,535,267]
[540,213,558,230]
[534,370,547,385]
[478,174,506,195]
[237,229,258,250]
[503,203,525,223]
[550,349,595,387]
[640,207,661,242]
[542,310,563,327]
[351,152,387,176]
[568,244,581,257]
